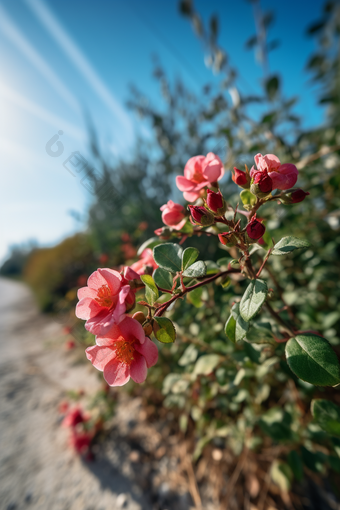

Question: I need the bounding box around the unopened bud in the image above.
[232,167,250,189]
[246,216,266,240]
[250,170,273,198]
[143,322,153,336]
[132,311,146,324]
[279,189,310,204]
[206,189,226,215]
[188,205,215,226]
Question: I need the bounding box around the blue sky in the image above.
[0,0,326,263]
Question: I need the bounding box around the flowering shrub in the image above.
[75,146,340,490]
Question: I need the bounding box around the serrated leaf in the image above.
[140,275,159,305]
[193,354,221,376]
[137,237,162,256]
[182,260,206,278]
[272,236,310,256]
[178,344,198,366]
[239,279,268,321]
[153,243,183,273]
[154,317,176,343]
[311,399,340,437]
[182,247,199,271]
[285,334,340,386]
[153,267,173,291]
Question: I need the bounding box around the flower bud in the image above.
[250,170,273,198]
[154,227,172,239]
[279,189,310,204]
[246,217,266,240]
[232,167,250,189]
[218,232,232,246]
[188,205,215,226]
[132,311,146,324]
[206,189,226,215]
[143,322,153,337]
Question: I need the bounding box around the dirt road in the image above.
[0,278,151,510]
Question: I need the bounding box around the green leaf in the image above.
[311,399,340,437]
[140,275,159,305]
[285,334,340,386]
[272,236,310,256]
[225,303,249,343]
[153,243,183,273]
[270,461,292,492]
[301,447,325,473]
[245,322,276,345]
[266,75,280,100]
[240,189,256,210]
[182,247,199,271]
[182,260,206,278]
[225,314,236,343]
[259,408,294,442]
[154,317,176,344]
[137,237,162,256]
[153,267,173,291]
[239,279,268,321]
[178,344,198,366]
[187,287,204,308]
[193,354,221,376]
[288,451,304,482]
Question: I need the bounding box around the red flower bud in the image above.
[218,232,233,246]
[206,189,225,215]
[254,170,272,193]
[280,189,310,204]
[232,167,250,188]
[188,205,214,226]
[246,217,266,240]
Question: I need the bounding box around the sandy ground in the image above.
[0,277,155,510]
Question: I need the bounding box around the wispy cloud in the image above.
[0,81,86,141]
[0,4,79,113]
[25,0,134,143]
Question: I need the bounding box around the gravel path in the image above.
[0,278,152,510]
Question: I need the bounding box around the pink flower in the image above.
[85,317,158,387]
[176,152,224,202]
[76,268,138,335]
[130,249,158,275]
[251,154,298,191]
[62,408,88,428]
[160,200,187,230]
[69,430,92,454]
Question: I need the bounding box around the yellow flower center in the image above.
[113,338,135,365]
[95,285,114,308]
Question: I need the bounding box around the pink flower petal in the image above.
[85,344,116,371]
[130,353,147,383]
[97,268,122,294]
[134,337,158,368]
[87,270,107,290]
[123,266,140,281]
[103,358,131,386]
[76,297,103,320]
[176,175,196,192]
[77,287,97,300]
[202,153,224,182]
[96,323,122,345]
[111,285,130,323]
[171,218,187,231]
[184,156,205,180]
[183,190,200,202]
[119,316,146,344]
[269,164,298,190]
[85,309,116,335]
